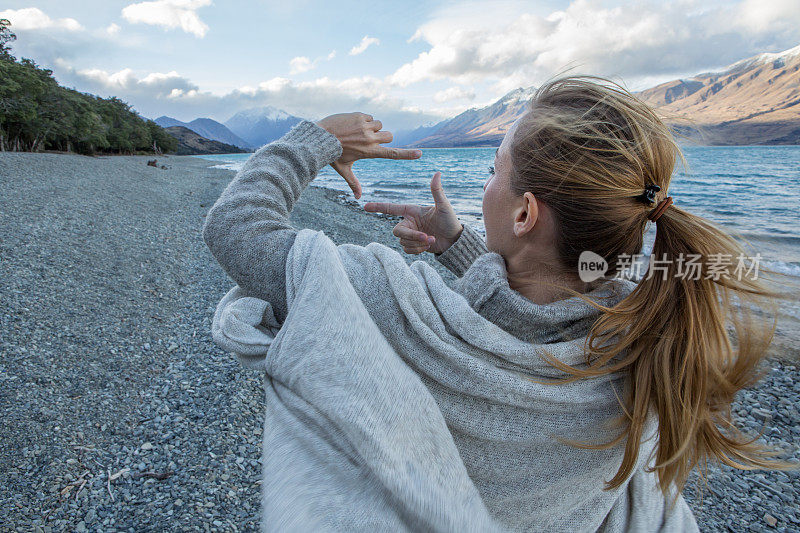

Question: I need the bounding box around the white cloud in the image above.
[0,8,106,66]
[55,61,436,130]
[433,86,476,103]
[69,66,200,101]
[288,49,338,74]
[349,35,380,56]
[736,0,800,33]
[121,0,211,38]
[289,56,313,74]
[106,23,121,35]
[0,7,82,31]
[389,0,800,92]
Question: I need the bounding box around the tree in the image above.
[0,19,16,59]
[0,52,177,154]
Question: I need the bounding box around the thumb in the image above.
[333,161,362,199]
[430,171,449,207]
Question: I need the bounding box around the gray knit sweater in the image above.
[202,120,700,532]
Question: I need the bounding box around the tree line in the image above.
[0,19,177,155]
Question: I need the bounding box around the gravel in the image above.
[0,152,797,532]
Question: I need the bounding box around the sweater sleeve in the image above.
[202,120,343,325]
[433,223,488,277]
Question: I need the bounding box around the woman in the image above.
[203,76,795,531]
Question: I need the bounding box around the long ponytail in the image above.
[508,75,798,509]
[578,205,794,510]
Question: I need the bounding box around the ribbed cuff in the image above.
[434,223,487,277]
[279,119,343,166]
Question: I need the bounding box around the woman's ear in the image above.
[513,192,538,237]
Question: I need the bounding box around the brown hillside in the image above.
[638,45,800,145]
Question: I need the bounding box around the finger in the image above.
[394,225,433,243]
[363,202,414,216]
[360,112,374,122]
[368,119,383,131]
[332,161,362,199]
[430,171,450,206]
[370,146,422,160]
[400,235,435,248]
[403,244,431,255]
[375,130,393,144]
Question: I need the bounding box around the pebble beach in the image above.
[1,152,798,532]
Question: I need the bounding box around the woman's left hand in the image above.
[316,112,422,199]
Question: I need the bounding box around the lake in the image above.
[200,145,800,288]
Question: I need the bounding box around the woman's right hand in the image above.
[363,171,463,255]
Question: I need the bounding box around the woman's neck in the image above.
[504,257,592,305]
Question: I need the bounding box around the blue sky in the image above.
[2,1,800,130]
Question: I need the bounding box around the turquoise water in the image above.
[200,145,800,280]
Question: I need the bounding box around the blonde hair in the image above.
[508,75,798,510]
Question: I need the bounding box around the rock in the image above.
[141,442,153,451]
[764,514,777,527]
[751,408,772,423]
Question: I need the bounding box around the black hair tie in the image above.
[638,184,661,205]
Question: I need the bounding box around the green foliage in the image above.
[0,19,177,155]
[0,18,15,59]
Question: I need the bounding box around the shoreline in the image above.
[1,152,797,531]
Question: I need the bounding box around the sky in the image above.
[2,0,800,131]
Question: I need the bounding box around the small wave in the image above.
[703,172,776,179]
[735,233,800,246]
[710,209,750,217]
[368,181,424,189]
[371,189,407,199]
[762,260,800,277]
[210,162,244,171]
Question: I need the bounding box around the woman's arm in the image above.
[363,171,489,278]
[202,115,421,325]
[433,223,488,277]
[202,120,342,324]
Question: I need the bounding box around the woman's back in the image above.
[387,231,695,530]
[212,221,698,531]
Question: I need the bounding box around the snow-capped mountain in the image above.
[395,42,800,147]
[224,106,303,148]
[396,87,537,148]
[154,116,250,149]
[637,43,800,145]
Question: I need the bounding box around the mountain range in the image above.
[164,126,249,156]
[638,44,800,145]
[155,44,800,151]
[155,106,304,151]
[394,87,537,148]
[154,116,251,149]
[397,43,800,147]
[224,107,303,148]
